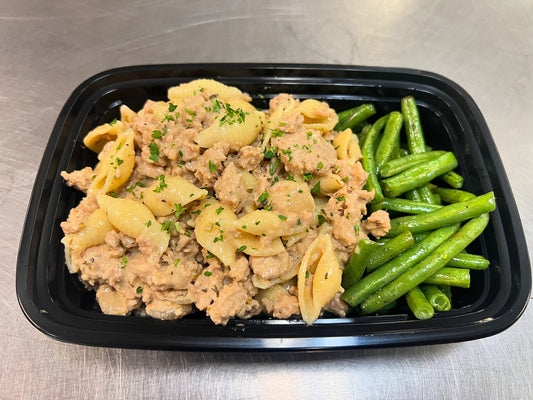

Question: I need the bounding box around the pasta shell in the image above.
[297,234,342,325]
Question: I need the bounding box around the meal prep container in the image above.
[16,64,531,350]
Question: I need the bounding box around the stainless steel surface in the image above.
[2,0,532,399]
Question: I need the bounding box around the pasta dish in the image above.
[60,80,390,325]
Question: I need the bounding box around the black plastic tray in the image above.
[16,64,531,350]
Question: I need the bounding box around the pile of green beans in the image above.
[337,97,495,320]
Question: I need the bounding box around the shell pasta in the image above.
[60,79,387,325]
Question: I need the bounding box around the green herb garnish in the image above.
[149,142,160,162]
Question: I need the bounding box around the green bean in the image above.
[379,151,446,177]
[401,96,426,154]
[360,213,490,314]
[421,284,451,311]
[381,152,458,198]
[374,300,398,315]
[386,192,495,237]
[397,148,410,158]
[365,230,415,272]
[372,198,442,215]
[400,96,439,204]
[438,285,453,302]
[361,115,389,203]
[405,189,422,201]
[406,287,434,319]
[342,225,457,307]
[412,232,430,243]
[432,187,475,203]
[337,108,358,121]
[416,186,436,204]
[439,171,464,189]
[423,267,471,288]
[446,253,490,270]
[412,233,489,269]
[335,104,376,132]
[430,188,442,205]
[357,123,371,145]
[375,111,403,171]
[342,239,378,289]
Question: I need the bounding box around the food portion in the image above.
[61,80,495,325]
[337,97,495,319]
[61,79,386,325]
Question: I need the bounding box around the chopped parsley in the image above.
[213,234,224,243]
[136,286,143,294]
[153,174,167,192]
[120,255,127,269]
[145,220,152,227]
[278,214,287,221]
[215,206,224,215]
[269,157,279,175]
[149,142,160,162]
[281,148,293,161]
[270,128,284,138]
[109,118,118,126]
[219,103,249,126]
[257,191,269,202]
[237,245,247,252]
[311,181,320,194]
[174,203,185,219]
[305,270,310,279]
[204,271,213,277]
[161,114,175,123]
[208,160,217,173]
[126,181,146,193]
[263,147,277,160]
[317,161,324,170]
[286,174,295,182]
[354,224,360,235]
[185,108,197,117]
[168,103,177,112]
[336,196,346,201]
[306,131,313,140]
[174,258,180,266]
[151,129,164,139]
[212,98,222,113]
[161,220,177,234]
[206,250,216,259]
[302,172,313,181]
[318,215,327,226]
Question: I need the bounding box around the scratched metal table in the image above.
[2,1,532,399]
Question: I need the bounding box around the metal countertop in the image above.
[1,1,532,399]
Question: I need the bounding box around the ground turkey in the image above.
[214,162,248,213]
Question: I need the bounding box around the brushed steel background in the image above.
[1,1,532,399]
